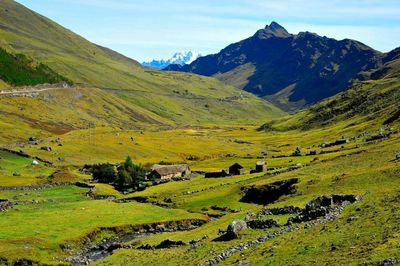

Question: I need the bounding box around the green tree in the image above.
[116,168,133,188]
[92,163,116,183]
[123,156,134,171]
[116,156,146,190]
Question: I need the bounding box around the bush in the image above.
[92,156,146,191]
[116,168,132,187]
[92,164,116,183]
[257,123,273,132]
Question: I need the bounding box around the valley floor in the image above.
[0,118,399,265]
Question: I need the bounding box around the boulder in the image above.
[226,220,247,239]
[0,199,12,212]
[396,152,400,160]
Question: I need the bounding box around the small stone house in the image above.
[229,163,245,176]
[255,161,267,173]
[148,164,191,181]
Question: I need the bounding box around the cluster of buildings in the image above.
[205,161,267,178]
[146,161,267,182]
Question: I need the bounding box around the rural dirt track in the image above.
[0,87,62,95]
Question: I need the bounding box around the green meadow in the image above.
[0,112,398,264]
[0,1,399,265]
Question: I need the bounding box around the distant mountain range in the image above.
[166,22,393,111]
[142,51,201,69]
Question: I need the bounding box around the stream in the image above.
[64,219,207,265]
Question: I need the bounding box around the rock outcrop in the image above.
[287,194,360,224]
[0,199,12,212]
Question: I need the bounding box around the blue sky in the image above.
[16,0,400,62]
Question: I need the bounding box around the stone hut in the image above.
[255,161,267,173]
[229,163,245,176]
[148,164,191,181]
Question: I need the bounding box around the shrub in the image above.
[92,164,116,183]
[92,156,146,191]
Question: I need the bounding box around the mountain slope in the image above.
[0,47,69,86]
[0,0,284,125]
[259,55,400,131]
[370,47,400,79]
[142,51,201,69]
[167,22,383,111]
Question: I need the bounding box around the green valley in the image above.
[0,1,399,266]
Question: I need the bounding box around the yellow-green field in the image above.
[0,186,206,264]
[92,130,400,266]
[0,76,398,265]
[0,114,399,265]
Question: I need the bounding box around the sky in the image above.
[16,0,400,62]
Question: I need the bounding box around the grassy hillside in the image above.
[0,85,285,146]
[0,47,69,86]
[259,76,400,131]
[0,0,284,125]
[0,79,8,89]
[0,87,169,143]
[371,48,400,80]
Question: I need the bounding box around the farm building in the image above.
[255,161,267,173]
[205,170,229,178]
[229,163,245,176]
[147,164,191,181]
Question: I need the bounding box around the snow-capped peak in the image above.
[142,51,201,69]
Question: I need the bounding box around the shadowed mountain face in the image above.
[166,22,384,111]
[370,47,400,80]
